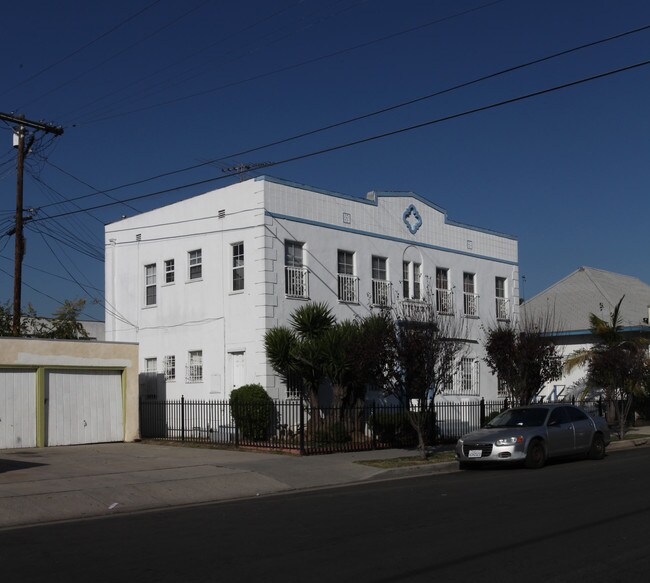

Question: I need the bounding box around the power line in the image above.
[30,20,650,214]
[31,56,650,223]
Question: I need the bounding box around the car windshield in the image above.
[487,408,548,428]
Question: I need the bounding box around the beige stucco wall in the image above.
[0,337,139,443]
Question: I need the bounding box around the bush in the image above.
[311,421,351,445]
[230,384,274,441]
[368,411,418,446]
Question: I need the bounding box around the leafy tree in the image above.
[565,297,649,438]
[483,311,562,406]
[0,299,89,339]
[367,292,469,458]
[264,302,335,408]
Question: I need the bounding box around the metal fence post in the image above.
[299,396,306,455]
[480,398,486,427]
[181,395,185,442]
[371,402,376,450]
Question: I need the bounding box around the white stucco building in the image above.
[105,176,519,401]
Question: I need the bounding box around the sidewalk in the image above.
[0,428,647,530]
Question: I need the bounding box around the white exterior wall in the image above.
[106,177,519,401]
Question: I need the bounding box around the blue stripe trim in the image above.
[266,211,518,266]
[257,175,517,241]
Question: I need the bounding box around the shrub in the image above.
[368,411,418,446]
[230,384,274,441]
[311,421,351,444]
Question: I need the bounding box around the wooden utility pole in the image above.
[0,112,63,336]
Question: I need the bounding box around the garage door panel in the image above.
[46,370,123,446]
[0,369,37,449]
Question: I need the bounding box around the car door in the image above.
[546,407,574,457]
[566,406,594,452]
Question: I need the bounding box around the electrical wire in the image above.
[30,56,650,223]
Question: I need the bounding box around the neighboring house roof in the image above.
[522,267,650,334]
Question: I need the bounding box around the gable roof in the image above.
[522,267,650,333]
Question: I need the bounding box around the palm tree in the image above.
[565,297,649,438]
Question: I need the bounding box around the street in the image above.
[1,448,648,582]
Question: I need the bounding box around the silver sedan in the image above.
[455,403,611,469]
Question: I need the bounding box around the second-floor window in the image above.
[232,242,244,291]
[372,256,390,306]
[144,357,157,373]
[495,276,508,320]
[402,261,422,300]
[189,249,202,280]
[463,272,478,316]
[436,267,452,313]
[285,240,308,298]
[337,250,358,303]
[164,259,175,284]
[145,264,156,306]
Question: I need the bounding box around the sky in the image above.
[1,0,649,322]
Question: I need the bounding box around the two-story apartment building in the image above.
[105,176,519,401]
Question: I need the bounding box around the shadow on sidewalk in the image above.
[0,458,48,474]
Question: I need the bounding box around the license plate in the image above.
[468,450,483,458]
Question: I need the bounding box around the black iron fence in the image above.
[139,397,609,455]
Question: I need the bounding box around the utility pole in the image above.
[0,112,63,336]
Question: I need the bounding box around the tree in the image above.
[0,299,89,339]
[483,312,562,405]
[565,297,649,438]
[368,292,469,458]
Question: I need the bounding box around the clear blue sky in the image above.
[1,0,649,321]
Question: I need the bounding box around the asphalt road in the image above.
[1,448,648,582]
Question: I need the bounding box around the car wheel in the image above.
[525,439,546,469]
[588,433,606,460]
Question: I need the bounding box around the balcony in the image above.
[337,273,359,303]
[372,279,391,307]
[495,297,510,320]
[400,299,432,321]
[285,266,309,298]
[436,288,453,314]
[463,292,479,317]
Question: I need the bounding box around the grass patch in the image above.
[611,433,650,441]
[355,450,457,469]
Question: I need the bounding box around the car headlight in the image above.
[495,436,523,446]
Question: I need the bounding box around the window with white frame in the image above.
[337,250,357,303]
[144,357,157,373]
[164,259,175,284]
[186,350,203,382]
[285,240,308,298]
[144,264,157,306]
[436,267,452,313]
[495,276,508,320]
[372,256,390,306]
[497,376,508,398]
[163,355,176,381]
[457,357,479,394]
[402,261,422,300]
[463,272,478,316]
[188,249,202,280]
[232,242,244,291]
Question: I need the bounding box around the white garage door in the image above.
[0,369,37,449]
[46,370,123,446]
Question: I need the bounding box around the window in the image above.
[436,268,452,313]
[144,357,157,373]
[188,249,202,280]
[402,261,422,300]
[187,350,203,383]
[495,276,508,320]
[145,264,156,306]
[286,370,303,400]
[372,256,390,306]
[457,357,479,394]
[163,355,176,381]
[463,272,478,316]
[232,242,244,291]
[164,259,175,284]
[285,241,308,298]
[337,250,357,303]
[497,377,508,398]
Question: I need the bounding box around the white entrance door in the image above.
[0,369,37,449]
[230,352,245,391]
[46,370,123,446]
